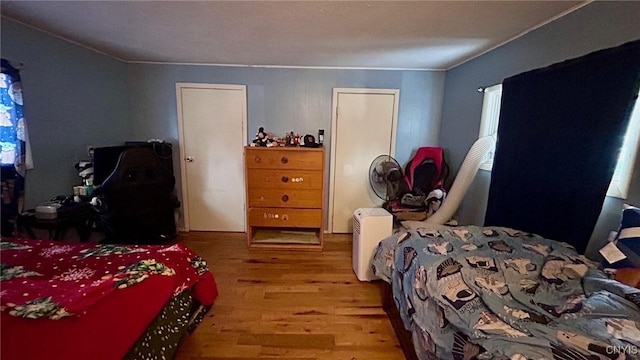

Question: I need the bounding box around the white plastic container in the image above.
[352,208,393,281]
[35,203,61,220]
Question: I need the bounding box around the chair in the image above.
[97,147,179,244]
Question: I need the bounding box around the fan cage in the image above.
[369,155,404,201]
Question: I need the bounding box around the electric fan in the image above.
[369,155,404,201]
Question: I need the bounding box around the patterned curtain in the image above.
[1,59,28,237]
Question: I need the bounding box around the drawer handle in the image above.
[281,176,289,183]
[281,194,289,202]
[281,156,288,164]
[254,156,261,163]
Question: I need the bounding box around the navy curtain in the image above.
[1,59,27,237]
[484,40,640,254]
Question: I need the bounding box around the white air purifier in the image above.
[352,208,393,281]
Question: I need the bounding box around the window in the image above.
[607,94,640,199]
[477,84,502,171]
[478,84,640,199]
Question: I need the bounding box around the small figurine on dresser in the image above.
[287,131,296,147]
[265,132,276,147]
[253,127,270,147]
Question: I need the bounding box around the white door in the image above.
[329,88,399,233]
[177,83,247,232]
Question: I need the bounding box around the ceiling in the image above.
[1,1,588,70]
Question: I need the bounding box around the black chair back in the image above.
[99,147,178,243]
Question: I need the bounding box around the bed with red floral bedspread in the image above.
[0,238,218,360]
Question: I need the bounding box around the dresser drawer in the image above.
[248,188,322,208]
[248,208,322,227]
[246,148,324,170]
[247,169,323,189]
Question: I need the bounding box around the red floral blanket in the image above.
[0,239,217,319]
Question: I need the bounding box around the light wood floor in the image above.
[174,232,404,360]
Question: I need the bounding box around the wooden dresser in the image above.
[245,146,325,250]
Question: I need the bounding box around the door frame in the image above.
[176,83,248,232]
[328,88,399,233]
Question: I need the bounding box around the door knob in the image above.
[185,156,194,162]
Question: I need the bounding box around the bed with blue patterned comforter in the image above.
[372,225,640,360]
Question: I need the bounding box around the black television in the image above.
[92,142,173,186]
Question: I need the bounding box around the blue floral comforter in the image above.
[372,225,640,360]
